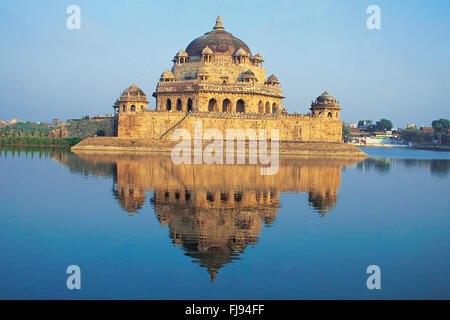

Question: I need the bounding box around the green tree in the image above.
[431,119,450,143]
[342,124,351,141]
[423,131,435,143]
[367,124,377,133]
[400,128,424,144]
[358,120,372,127]
[431,119,449,133]
[375,119,393,132]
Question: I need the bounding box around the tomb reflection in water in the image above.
[58,151,362,282]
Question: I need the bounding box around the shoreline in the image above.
[0,143,71,149]
[357,144,409,148]
[413,145,450,152]
[0,137,81,149]
[71,137,368,158]
[355,144,450,152]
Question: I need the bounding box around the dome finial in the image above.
[213,15,224,30]
[209,269,217,283]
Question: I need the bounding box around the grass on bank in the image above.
[0,136,82,148]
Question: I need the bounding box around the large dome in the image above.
[185,16,252,57]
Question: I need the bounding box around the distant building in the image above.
[49,128,63,138]
[349,127,364,136]
[51,119,63,127]
[9,118,23,124]
[420,126,434,133]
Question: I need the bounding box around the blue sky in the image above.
[0,0,448,127]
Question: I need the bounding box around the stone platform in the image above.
[71,137,367,158]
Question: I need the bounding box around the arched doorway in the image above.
[130,105,136,112]
[296,126,302,139]
[258,101,263,113]
[208,98,218,112]
[187,98,193,112]
[222,99,231,112]
[166,98,172,111]
[236,99,245,113]
[265,102,270,113]
[272,103,278,114]
[327,112,332,118]
[176,98,182,111]
[234,191,243,202]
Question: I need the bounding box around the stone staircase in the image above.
[159,113,189,139]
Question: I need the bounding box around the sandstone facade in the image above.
[109,16,343,143]
[117,110,342,142]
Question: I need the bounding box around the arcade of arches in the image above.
[159,96,281,114]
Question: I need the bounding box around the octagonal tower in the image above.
[113,83,149,115]
[310,91,341,120]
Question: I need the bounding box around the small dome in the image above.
[235,47,249,56]
[243,70,256,78]
[201,46,213,55]
[123,83,146,96]
[176,49,188,57]
[316,91,336,103]
[311,90,341,111]
[252,53,263,60]
[266,74,279,84]
[161,69,175,79]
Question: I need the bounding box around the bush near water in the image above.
[0,136,82,147]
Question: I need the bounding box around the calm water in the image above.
[0,146,448,299]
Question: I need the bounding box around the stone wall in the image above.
[117,111,342,142]
[65,117,116,138]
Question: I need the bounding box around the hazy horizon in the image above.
[0,0,448,128]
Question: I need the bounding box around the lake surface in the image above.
[0,146,448,299]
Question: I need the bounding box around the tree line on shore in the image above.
[357,119,394,132]
[344,118,449,145]
[0,121,82,147]
[400,119,449,144]
[0,121,55,137]
[0,136,82,147]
